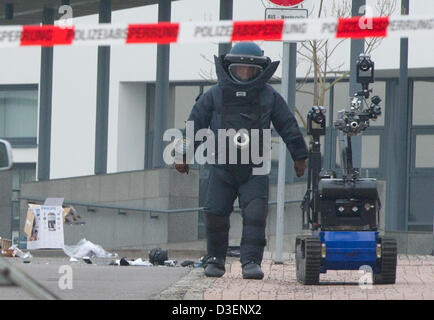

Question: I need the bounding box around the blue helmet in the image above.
[229,42,264,56]
[224,42,271,83]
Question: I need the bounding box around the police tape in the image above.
[0,15,433,47]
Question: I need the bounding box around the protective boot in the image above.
[240,198,268,272]
[204,213,230,278]
[242,261,264,280]
[204,256,226,278]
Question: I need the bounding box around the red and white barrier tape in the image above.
[0,15,433,47]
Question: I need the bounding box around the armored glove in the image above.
[174,162,189,174]
[294,158,307,178]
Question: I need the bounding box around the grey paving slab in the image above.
[1,257,191,300]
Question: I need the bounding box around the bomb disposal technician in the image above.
[175,42,308,279]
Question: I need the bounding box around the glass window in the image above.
[270,82,329,129]
[335,135,380,169]
[413,81,434,125]
[409,176,434,226]
[174,86,203,129]
[333,82,350,123]
[415,134,434,168]
[270,135,319,162]
[0,89,38,138]
[361,135,380,168]
[296,82,330,127]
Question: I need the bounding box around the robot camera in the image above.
[356,54,374,84]
[307,106,326,136]
[356,54,375,98]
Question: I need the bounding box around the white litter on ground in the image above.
[63,238,118,259]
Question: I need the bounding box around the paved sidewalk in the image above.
[156,254,434,300]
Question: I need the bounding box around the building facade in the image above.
[0,0,432,248]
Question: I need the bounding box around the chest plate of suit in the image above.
[220,87,263,131]
[212,87,265,170]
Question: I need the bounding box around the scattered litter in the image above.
[129,258,153,267]
[1,248,14,257]
[25,202,64,249]
[63,239,118,261]
[109,259,120,266]
[180,260,202,268]
[149,247,168,265]
[164,259,177,267]
[1,242,32,262]
[63,206,85,225]
[82,257,92,264]
[10,245,33,263]
[181,260,195,267]
[0,237,12,249]
[0,237,13,257]
[120,258,130,266]
[110,257,153,266]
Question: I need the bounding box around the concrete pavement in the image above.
[1,255,192,300]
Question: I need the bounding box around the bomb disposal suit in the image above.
[175,42,308,279]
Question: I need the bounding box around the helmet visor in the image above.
[228,63,263,83]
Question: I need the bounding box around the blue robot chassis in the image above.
[295,55,397,285]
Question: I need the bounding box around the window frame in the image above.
[0,84,39,148]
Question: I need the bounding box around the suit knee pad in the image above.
[204,212,230,233]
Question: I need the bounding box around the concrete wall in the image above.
[19,168,199,249]
[0,170,12,239]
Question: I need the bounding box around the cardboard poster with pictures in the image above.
[25,199,65,250]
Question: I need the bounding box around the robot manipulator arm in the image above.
[301,106,327,229]
[333,95,382,136]
[334,54,382,137]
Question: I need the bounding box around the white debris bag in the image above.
[63,238,118,259]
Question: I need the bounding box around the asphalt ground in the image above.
[0,253,199,300]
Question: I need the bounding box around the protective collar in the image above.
[214,55,280,90]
